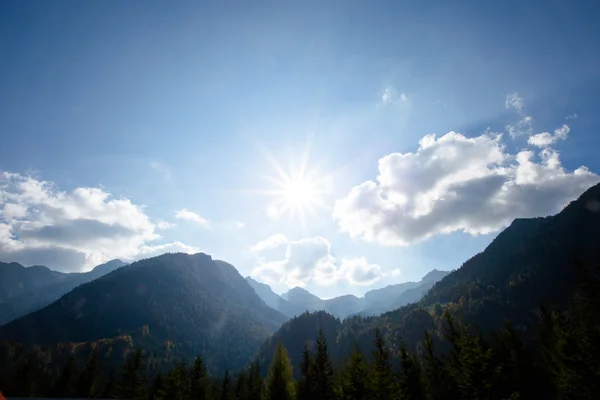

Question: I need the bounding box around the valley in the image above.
[1,182,600,399]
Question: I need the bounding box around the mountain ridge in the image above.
[0,252,287,374]
[247,269,450,318]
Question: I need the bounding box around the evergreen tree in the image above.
[77,350,103,398]
[398,343,424,400]
[263,340,296,400]
[341,343,371,400]
[371,327,396,400]
[115,349,147,400]
[103,368,117,399]
[162,360,189,400]
[149,373,165,400]
[219,369,232,400]
[246,360,263,400]
[422,332,453,400]
[314,329,335,400]
[234,369,248,400]
[51,355,78,398]
[297,342,315,400]
[190,356,210,400]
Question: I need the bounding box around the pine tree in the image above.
[263,340,296,400]
[247,360,263,400]
[190,356,210,400]
[422,332,453,400]
[219,370,232,400]
[398,343,424,400]
[115,349,147,400]
[51,355,78,398]
[342,343,371,400]
[371,327,396,400]
[162,360,189,400]
[77,350,103,398]
[297,342,315,400]
[235,369,248,400]
[314,329,335,399]
[149,373,165,400]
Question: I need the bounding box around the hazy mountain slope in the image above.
[0,259,127,325]
[0,253,286,373]
[358,269,450,316]
[251,270,449,319]
[0,262,68,301]
[256,183,600,369]
[245,277,304,317]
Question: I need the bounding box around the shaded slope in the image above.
[0,252,286,373]
[256,183,600,369]
[0,259,127,325]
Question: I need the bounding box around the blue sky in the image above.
[1,0,599,298]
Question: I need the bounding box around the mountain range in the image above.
[245,269,450,319]
[1,182,599,377]
[254,182,600,371]
[0,259,127,325]
[0,253,286,374]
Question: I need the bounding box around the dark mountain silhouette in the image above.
[0,252,287,374]
[0,259,127,325]
[255,182,600,370]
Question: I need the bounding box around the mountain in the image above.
[357,269,450,316]
[256,183,600,369]
[248,270,450,319]
[0,262,68,301]
[282,287,363,318]
[0,252,286,374]
[0,259,127,325]
[245,277,304,317]
[282,287,323,308]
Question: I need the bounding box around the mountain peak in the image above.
[282,287,322,302]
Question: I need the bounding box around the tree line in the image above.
[2,264,599,400]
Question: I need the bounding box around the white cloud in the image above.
[382,87,394,104]
[251,233,289,253]
[338,257,399,286]
[251,235,392,288]
[175,209,211,227]
[566,114,578,120]
[505,92,524,112]
[156,220,177,230]
[0,172,198,271]
[137,241,201,259]
[380,86,408,106]
[333,106,599,246]
[504,93,534,137]
[528,124,570,148]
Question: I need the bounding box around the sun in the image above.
[255,145,333,228]
[281,175,318,209]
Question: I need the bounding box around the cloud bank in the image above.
[333,95,599,246]
[0,172,197,271]
[251,234,398,288]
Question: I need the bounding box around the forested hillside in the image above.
[0,253,286,374]
[0,259,127,325]
[2,262,599,399]
[255,182,600,369]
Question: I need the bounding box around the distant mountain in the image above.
[0,252,287,374]
[248,269,449,319]
[256,183,600,370]
[0,259,127,325]
[282,287,323,308]
[245,277,304,317]
[357,269,450,316]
